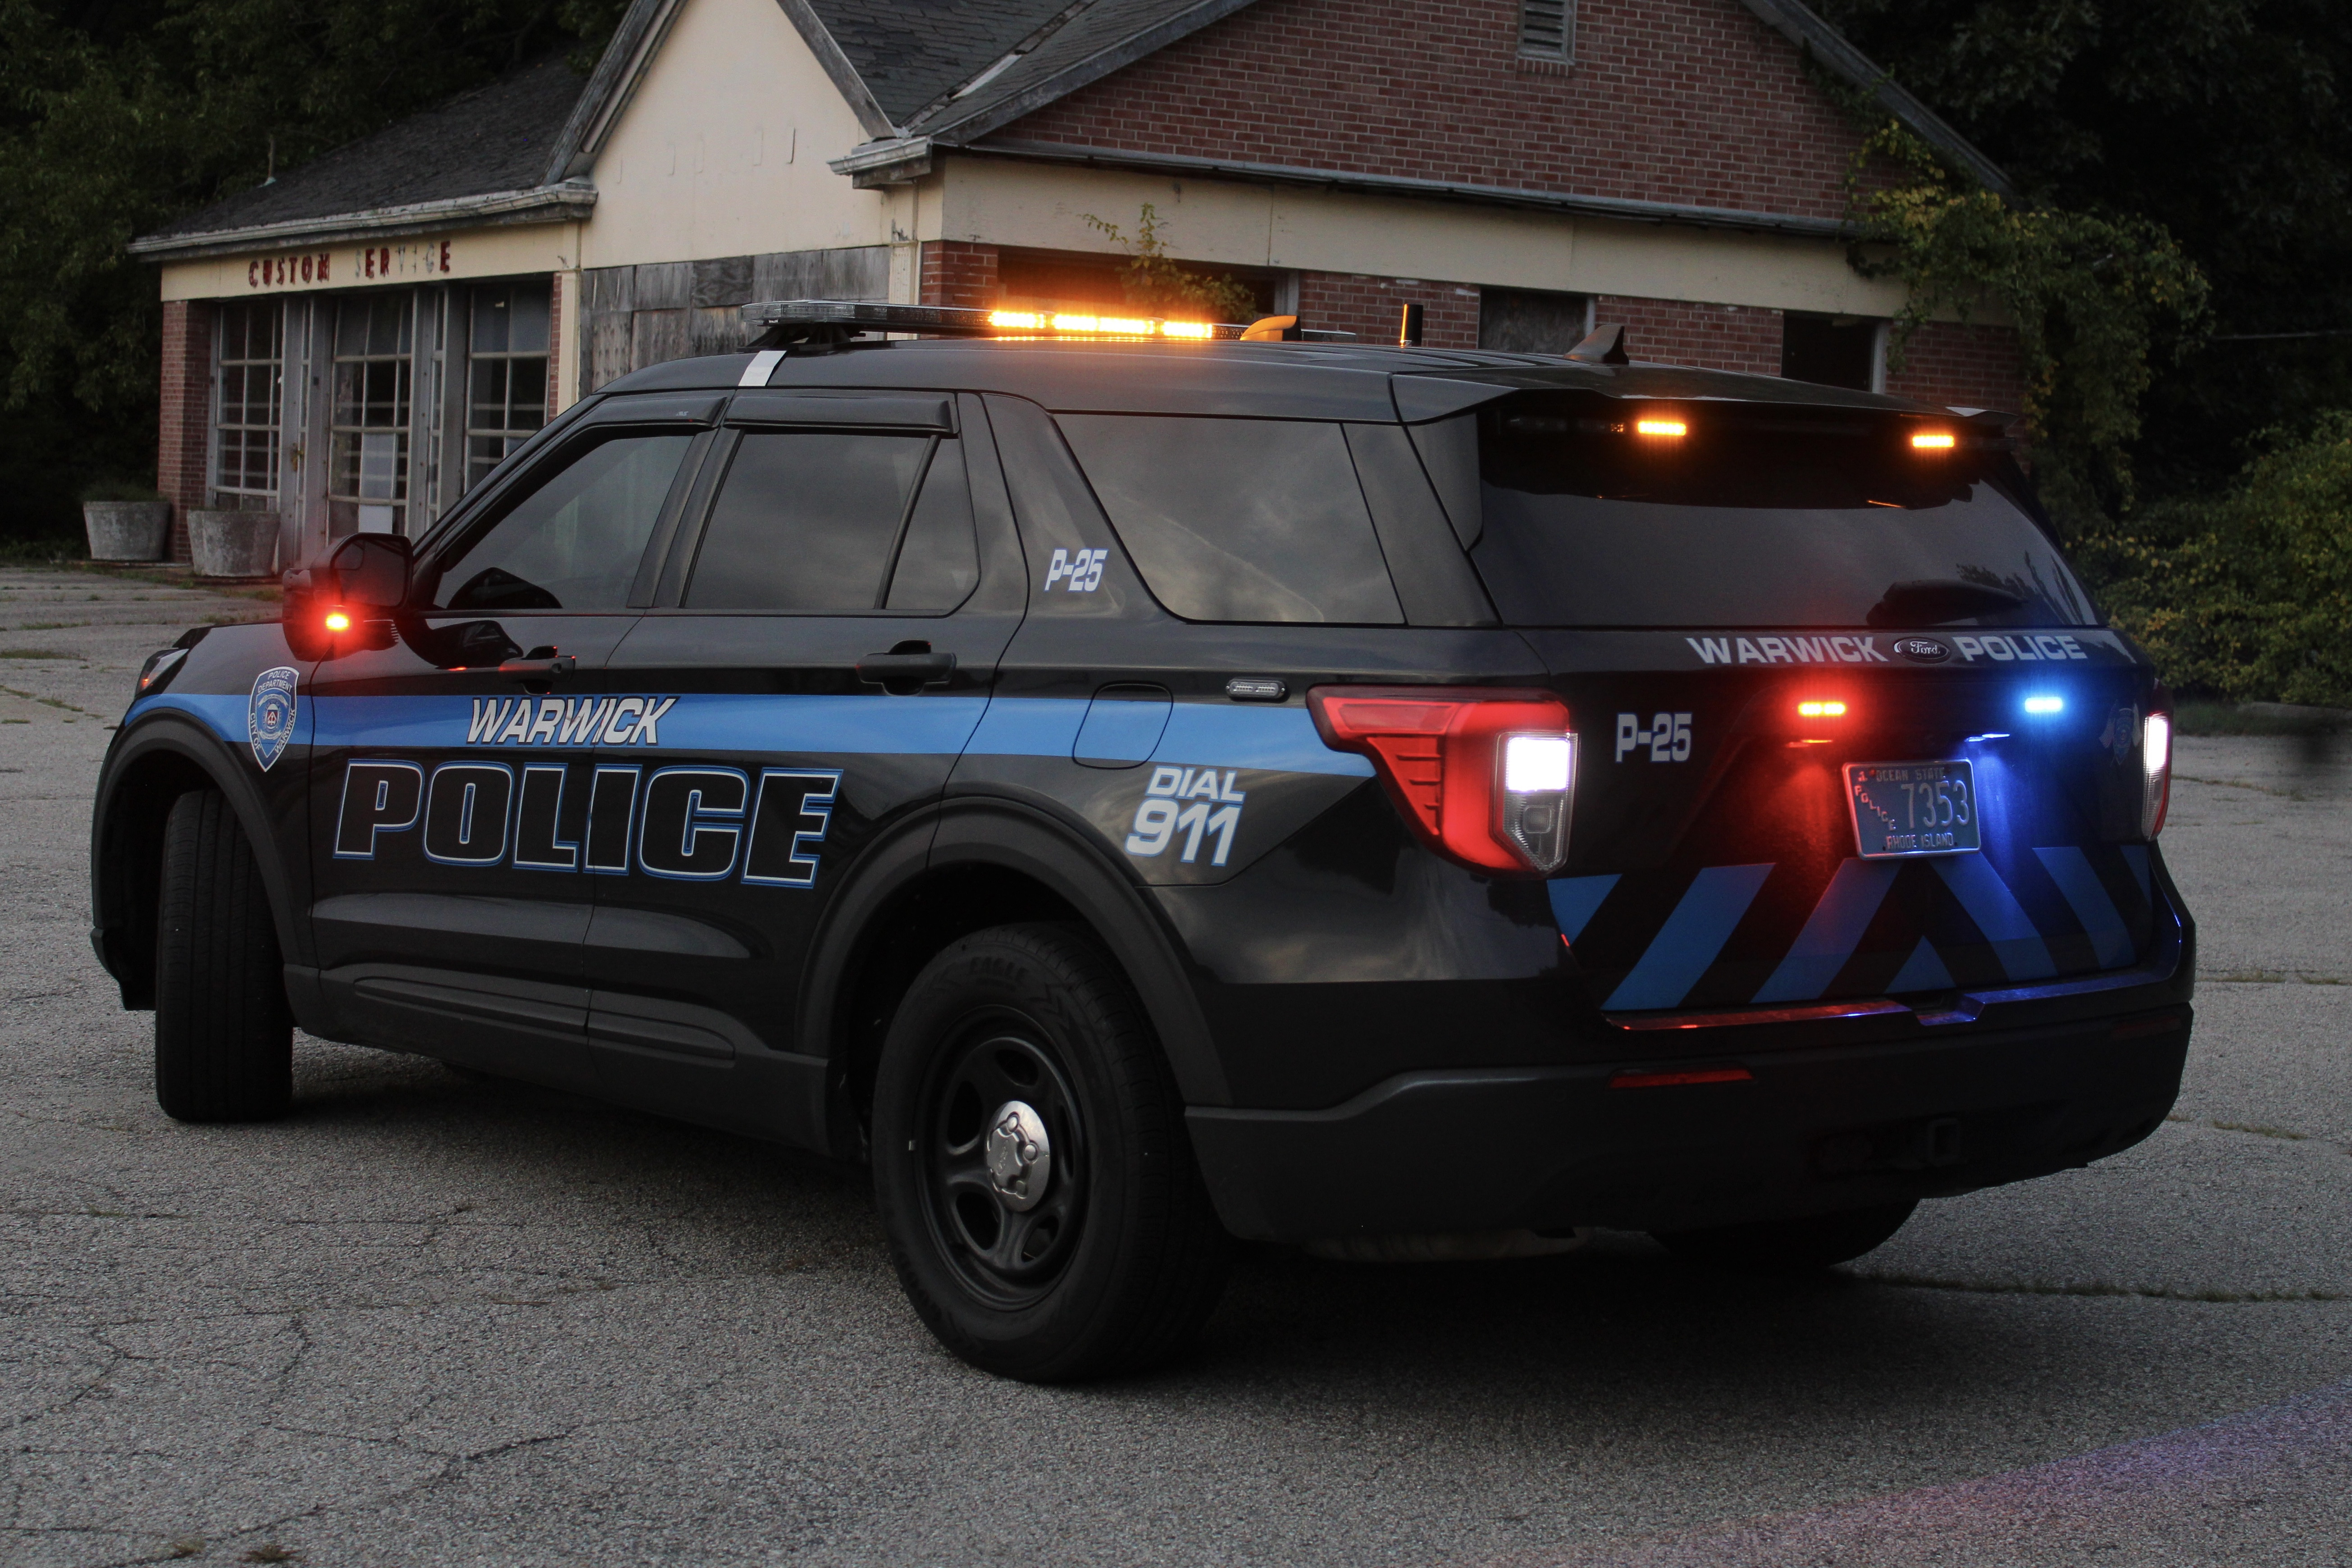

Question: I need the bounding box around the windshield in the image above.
[1468,392,2097,629]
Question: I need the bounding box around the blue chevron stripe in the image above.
[2034,845,2135,967]
[1933,854,2056,980]
[1604,863,1775,1011]
[1546,875,1620,943]
[1750,857,1898,1003]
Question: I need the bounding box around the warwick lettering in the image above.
[467,696,678,747]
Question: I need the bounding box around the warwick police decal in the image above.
[246,667,298,770]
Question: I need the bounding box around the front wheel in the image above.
[154,789,292,1122]
[1652,1200,1918,1274]
[871,923,1229,1381]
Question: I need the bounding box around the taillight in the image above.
[1308,686,1576,875]
[2141,697,2172,839]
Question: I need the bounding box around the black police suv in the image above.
[92,305,2192,1381]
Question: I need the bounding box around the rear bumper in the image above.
[1188,1005,2190,1241]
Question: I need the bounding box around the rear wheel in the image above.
[1652,1200,1917,1273]
[154,790,292,1122]
[871,923,1229,1381]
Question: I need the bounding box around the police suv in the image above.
[93,303,2192,1381]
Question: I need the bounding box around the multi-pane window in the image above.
[213,301,282,502]
[330,296,414,533]
[1518,0,1572,61]
[466,283,551,490]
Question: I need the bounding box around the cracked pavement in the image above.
[2,567,2348,1566]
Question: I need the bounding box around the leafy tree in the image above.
[0,0,621,539]
[1815,0,2352,499]
[1842,121,2210,532]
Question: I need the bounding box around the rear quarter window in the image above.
[1056,415,1404,624]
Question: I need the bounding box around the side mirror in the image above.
[326,532,413,610]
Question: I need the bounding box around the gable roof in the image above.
[130,55,597,259]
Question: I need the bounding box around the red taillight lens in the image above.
[1308,686,1575,875]
[2141,698,2172,839]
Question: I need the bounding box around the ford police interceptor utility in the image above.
[92,303,2192,1381]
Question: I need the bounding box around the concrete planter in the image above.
[82,501,171,562]
[188,509,280,580]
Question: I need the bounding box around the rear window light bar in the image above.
[741,299,1357,346]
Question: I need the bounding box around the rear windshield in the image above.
[1470,392,2096,629]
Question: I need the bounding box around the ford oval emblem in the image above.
[1893,637,1953,663]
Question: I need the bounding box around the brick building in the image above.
[131,0,2024,568]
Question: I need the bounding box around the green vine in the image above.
[1841,119,2210,531]
[1081,204,1261,323]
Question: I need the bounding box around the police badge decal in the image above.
[247,666,299,770]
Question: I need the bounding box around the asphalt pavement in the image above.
[3,566,2347,1567]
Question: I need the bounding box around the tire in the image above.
[871,922,1230,1381]
[154,789,292,1122]
[1652,1200,1918,1274]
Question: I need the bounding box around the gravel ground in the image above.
[2,567,2347,1567]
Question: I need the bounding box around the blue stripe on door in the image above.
[2033,845,2135,967]
[1932,854,2056,980]
[1604,863,1775,1011]
[1750,858,1898,1003]
[1546,875,1620,943]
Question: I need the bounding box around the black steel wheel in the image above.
[872,922,1229,1381]
[918,1025,1089,1307]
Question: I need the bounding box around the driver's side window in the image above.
[428,432,694,611]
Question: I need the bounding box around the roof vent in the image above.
[1566,323,1629,365]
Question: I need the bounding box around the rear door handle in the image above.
[499,651,578,681]
[856,650,956,691]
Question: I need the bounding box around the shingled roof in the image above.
[132,0,2012,260]
[130,56,594,258]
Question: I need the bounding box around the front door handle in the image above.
[857,648,956,694]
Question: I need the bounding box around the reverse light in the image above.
[2142,706,2172,838]
[1910,431,1957,450]
[322,610,352,633]
[1309,686,1576,875]
[1634,419,1688,438]
[2023,694,2065,715]
[1797,699,1846,718]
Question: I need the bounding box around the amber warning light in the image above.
[1911,431,1957,450]
[1634,419,1688,438]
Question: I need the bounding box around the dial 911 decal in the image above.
[1124,764,1247,866]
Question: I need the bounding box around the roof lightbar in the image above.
[739,299,1356,347]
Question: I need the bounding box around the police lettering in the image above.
[329,758,839,887]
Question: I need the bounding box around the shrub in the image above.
[2075,412,2352,706]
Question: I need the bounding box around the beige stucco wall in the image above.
[580,0,895,270]
[933,157,1925,319]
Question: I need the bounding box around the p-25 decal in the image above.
[1124,764,1246,867]
[1615,712,1693,762]
[333,759,839,887]
[467,695,678,747]
[1043,548,1108,593]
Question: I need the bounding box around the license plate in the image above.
[1844,760,1980,859]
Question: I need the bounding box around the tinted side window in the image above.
[430,432,693,611]
[1056,415,1403,624]
[885,439,980,611]
[685,431,956,611]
